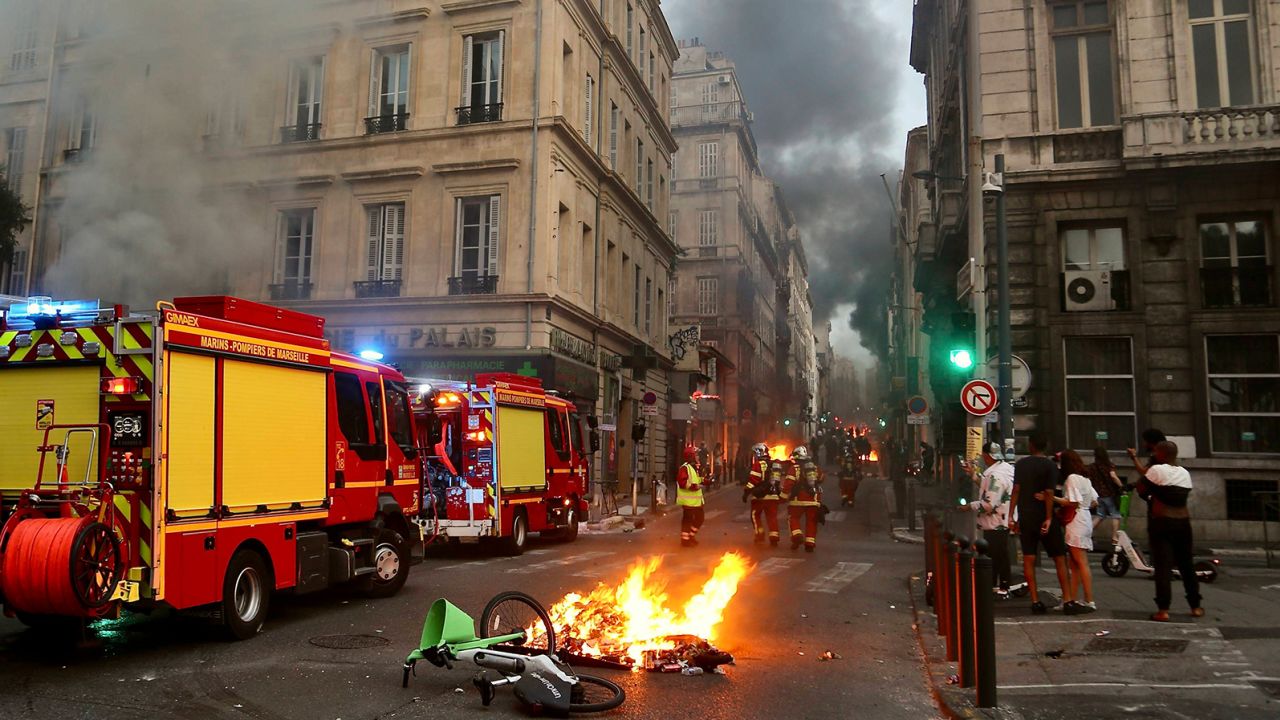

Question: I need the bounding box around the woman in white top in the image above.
[1050,449,1099,613]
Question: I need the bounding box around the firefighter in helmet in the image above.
[787,445,825,552]
[742,443,781,545]
[837,449,862,508]
[677,445,705,547]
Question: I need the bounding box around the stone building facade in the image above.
[908,0,1280,541]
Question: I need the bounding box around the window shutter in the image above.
[495,30,505,102]
[383,204,405,280]
[366,207,381,281]
[584,75,593,145]
[368,49,380,117]
[454,197,465,274]
[487,195,501,276]
[461,35,473,108]
[274,213,286,283]
[609,105,618,169]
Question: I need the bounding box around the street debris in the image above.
[1094,630,1111,637]
[946,674,960,685]
[818,651,842,661]
[1044,649,1065,659]
[454,688,465,694]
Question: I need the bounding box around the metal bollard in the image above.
[972,538,997,708]
[937,530,953,638]
[944,533,958,660]
[956,536,975,688]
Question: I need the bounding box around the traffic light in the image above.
[948,311,976,373]
[782,417,793,427]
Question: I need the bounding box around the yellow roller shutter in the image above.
[496,406,546,491]
[165,352,216,516]
[0,365,100,492]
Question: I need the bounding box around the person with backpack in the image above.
[1087,446,1124,545]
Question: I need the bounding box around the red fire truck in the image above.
[0,296,422,638]
[413,373,592,555]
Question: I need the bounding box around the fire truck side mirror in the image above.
[589,429,601,452]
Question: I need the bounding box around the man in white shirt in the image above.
[961,443,1015,594]
[1127,440,1201,621]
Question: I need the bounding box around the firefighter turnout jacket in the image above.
[789,461,824,507]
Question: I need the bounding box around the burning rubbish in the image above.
[530,552,751,672]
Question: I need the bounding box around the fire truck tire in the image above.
[221,549,271,640]
[560,507,580,542]
[358,528,409,598]
[502,512,529,556]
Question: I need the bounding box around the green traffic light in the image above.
[783,418,792,427]
[949,348,975,370]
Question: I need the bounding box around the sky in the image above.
[663,0,926,371]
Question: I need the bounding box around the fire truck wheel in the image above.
[358,528,409,598]
[221,549,271,640]
[503,512,529,556]
[560,506,580,542]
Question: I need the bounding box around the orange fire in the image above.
[768,444,790,461]
[868,449,879,462]
[534,552,752,666]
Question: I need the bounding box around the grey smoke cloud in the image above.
[665,0,917,359]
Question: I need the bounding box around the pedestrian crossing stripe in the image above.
[506,550,614,574]
[751,557,804,578]
[802,562,873,594]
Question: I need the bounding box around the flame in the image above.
[534,552,752,666]
[768,444,790,461]
[868,449,879,462]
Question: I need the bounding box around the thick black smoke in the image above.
[665,0,913,359]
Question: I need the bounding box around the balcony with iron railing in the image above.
[448,274,499,295]
[353,279,402,298]
[364,113,409,134]
[669,101,750,128]
[269,281,313,301]
[280,122,322,143]
[456,103,503,125]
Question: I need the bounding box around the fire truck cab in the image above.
[0,296,422,639]
[413,373,591,554]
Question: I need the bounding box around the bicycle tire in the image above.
[568,674,625,713]
[479,591,557,654]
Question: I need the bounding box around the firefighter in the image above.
[742,443,780,545]
[677,445,705,547]
[787,446,825,552]
[837,451,861,508]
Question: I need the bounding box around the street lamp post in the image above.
[993,154,1013,452]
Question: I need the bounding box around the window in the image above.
[698,142,718,178]
[583,73,594,144]
[4,247,27,295]
[626,3,633,57]
[668,210,677,242]
[648,51,655,90]
[645,277,653,334]
[635,138,644,194]
[608,103,618,168]
[4,127,26,195]
[204,91,244,143]
[385,382,415,454]
[633,264,642,326]
[1206,334,1280,454]
[547,408,569,460]
[657,288,666,333]
[334,373,370,445]
[638,27,646,68]
[8,3,38,72]
[698,209,718,256]
[284,56,324,142]
[1061,224,1128,309]
[68,99,96,159]
[697,277,719,315]
[668,276,678,315]
[365,203,405,282]
[276,209,315,297]
[461,32,504,124]
[366,381,386,447]
[645,159,654,209]
[1189,0,1255,108]
[368,45,410,132]
[702,82,719,107]
[1050,1,1115,128]
[1064,336,1135,451]
[455,195,502,285]
[1225,479,1280,520]
[1201,219,1271,307]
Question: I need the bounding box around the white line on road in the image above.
[750,557,804,578]
[802,562,873,594]
[506,551,615,574]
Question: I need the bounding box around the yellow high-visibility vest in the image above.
[676,463,704,507]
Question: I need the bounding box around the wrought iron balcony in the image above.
[364,113,409,134]
[268,281,313,301]
[353,279,402,298]
[456,103,503,125]
[448,275,499,295]
[280,122,322,143]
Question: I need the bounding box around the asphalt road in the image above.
[0,476,939,720]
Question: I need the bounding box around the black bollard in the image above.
[944,534,958,661]
[972,538,997,708]
[938,530,953,640]
[956,536,975,688]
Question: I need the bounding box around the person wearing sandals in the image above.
[1046,450,1098,614]
[1127,441,1204,621]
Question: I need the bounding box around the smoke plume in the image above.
[665,0,919,360]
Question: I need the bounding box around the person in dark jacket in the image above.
[1128,441,1202,622]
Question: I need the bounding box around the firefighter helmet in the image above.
[791,445,811,462]
[683,445,699,463]
[752,442,769,459]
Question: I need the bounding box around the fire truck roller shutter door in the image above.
[165,353,217,516]
[220,359,327,510]
[0,366,100,494]
[496,406,546,491]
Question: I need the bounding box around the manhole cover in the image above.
[308,634,390,650]
[1085,637,1188,655]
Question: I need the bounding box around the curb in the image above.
[892,528,925,545]
[905,574,967,720]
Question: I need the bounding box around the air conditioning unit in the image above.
[1063,270,1114,311]
[717,74,731,84]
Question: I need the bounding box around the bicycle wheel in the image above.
[568,674,625,713]
[479,591,556,654]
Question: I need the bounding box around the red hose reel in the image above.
[0,515,122,617]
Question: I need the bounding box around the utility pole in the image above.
[994,154,1013,453]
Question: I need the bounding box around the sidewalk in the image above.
[908,551,1280,718]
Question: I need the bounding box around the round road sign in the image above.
[906,395,929,415]
[960,379,998,416]
[642,391,657,405]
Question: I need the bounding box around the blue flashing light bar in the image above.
[4,296,101,330]
[358,349,385,362]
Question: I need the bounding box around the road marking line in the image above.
[570,553,669,580]
[506,550,614,574]
[750,557,804,578]
[802,562,873,594]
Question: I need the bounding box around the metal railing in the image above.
[364,113,409,134]
[280,122,322,143]
[456,103,503,125]
[447,274,499,295]
[268,281,313,301]
[669,100,749,128]
[353,279,402,298]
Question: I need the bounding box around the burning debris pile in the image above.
[533,552,751,672]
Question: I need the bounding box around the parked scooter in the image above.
[1100,529,1219,583]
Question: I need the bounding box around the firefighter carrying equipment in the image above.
[789,460,823,552]
[746,457,782,545]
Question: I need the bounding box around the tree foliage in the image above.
[0,165,32,267]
